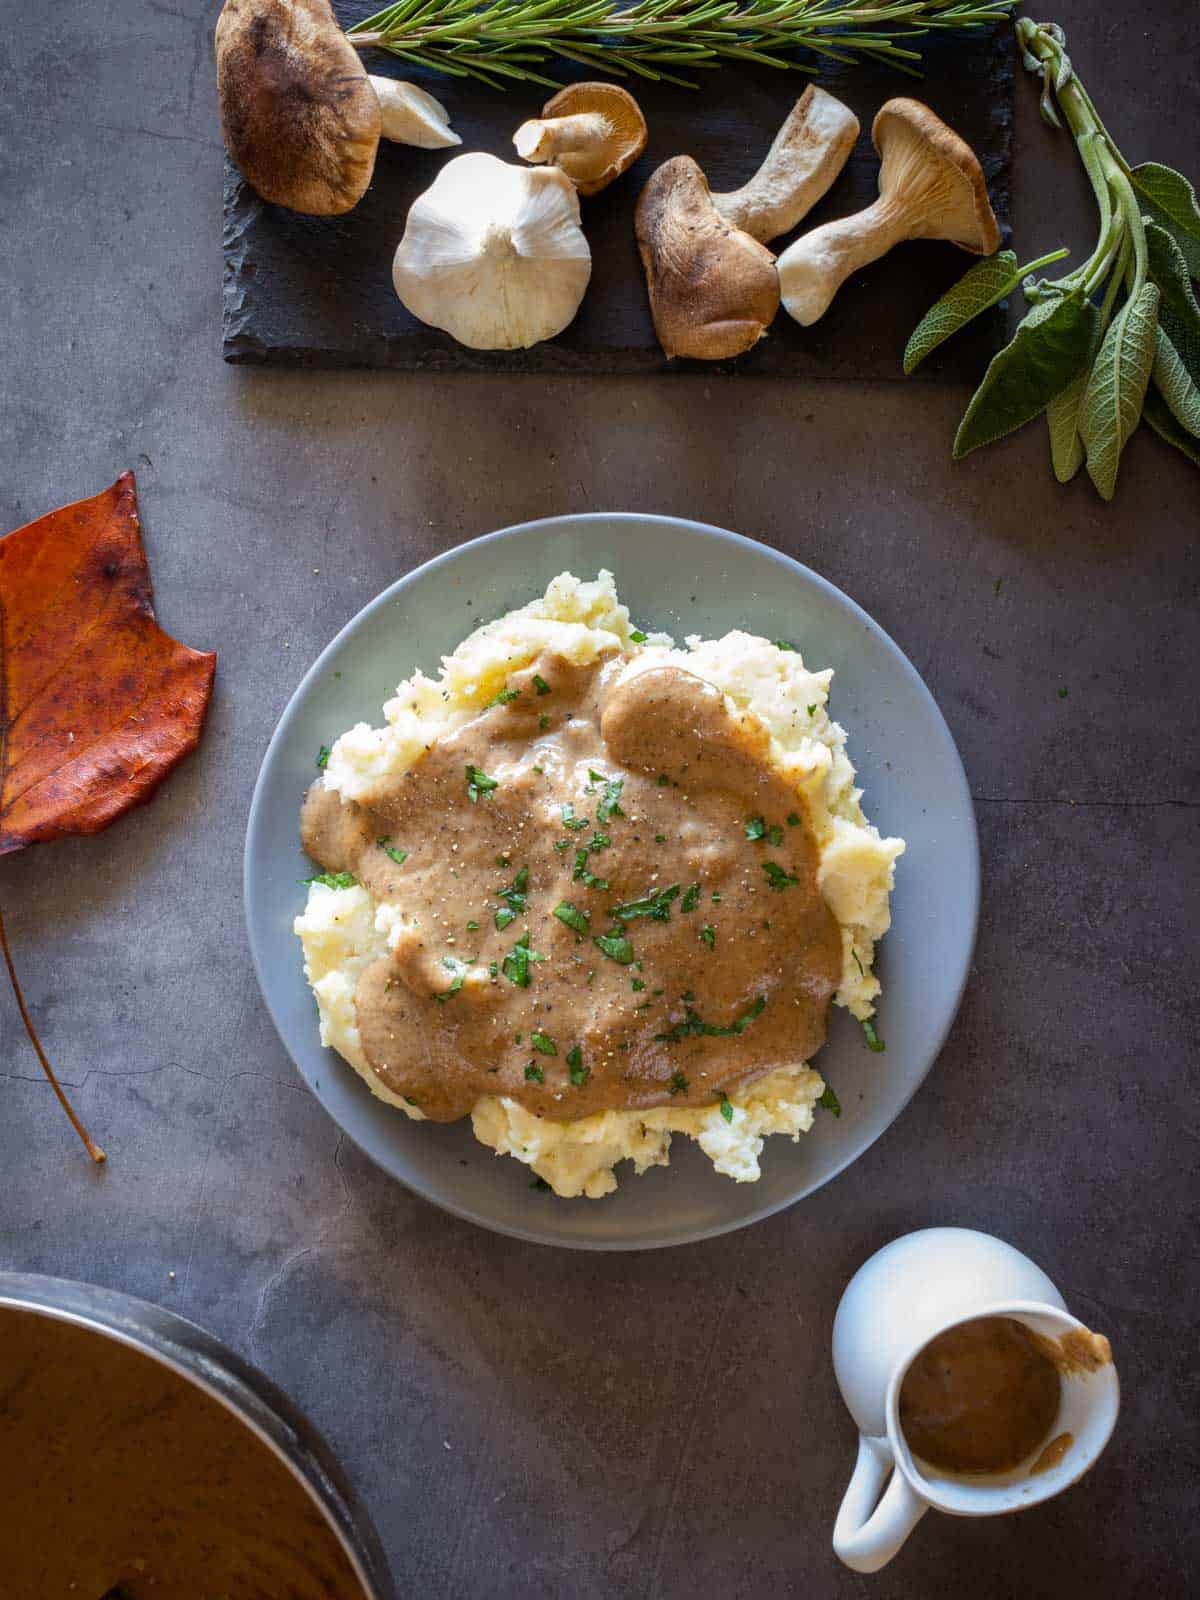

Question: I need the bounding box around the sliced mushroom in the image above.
[636,156,780,361]
[777,97,1001,326]
[392,153,592,351]
[711,87,860,244]
[514,82,647,197]
[215,0,458,215]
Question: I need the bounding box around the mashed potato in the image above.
[295,571,903,1198]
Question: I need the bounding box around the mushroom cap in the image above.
[871,97,1000,255]
[215,0,380,216]
[529,82,648,196]
[392,153,592,351]
[636,156,780,361]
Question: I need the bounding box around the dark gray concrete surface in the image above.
[1,3,1196,1596]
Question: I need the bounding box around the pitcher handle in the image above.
[833,1435,928,1574]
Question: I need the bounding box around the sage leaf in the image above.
[1131,162,1200,279]
[1080,282,1160,501]
[1153,328,1200,437]
[904,251,1020,374]
[953,289,1099,460]
[1144,385,1200,467]
[1046,366,1090,483]
[1145,221,1200,384]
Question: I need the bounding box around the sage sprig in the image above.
[906,17,1200,500]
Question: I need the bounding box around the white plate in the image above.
[244,514,978,1250]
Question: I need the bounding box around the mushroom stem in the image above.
[779,197,911,326]
[711,87,860,245]
[514,113,612,165]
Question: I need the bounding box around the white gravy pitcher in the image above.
[831,1227,1119,1574]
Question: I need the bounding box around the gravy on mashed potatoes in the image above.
[295,572,904,1197]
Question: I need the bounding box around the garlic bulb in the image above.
[392,152,592,351]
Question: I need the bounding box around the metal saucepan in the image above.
[0,1271,393,1600]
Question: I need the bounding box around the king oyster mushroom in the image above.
[777,97,1001,326]
[636,156,780,361]
[710,86,860,245]
[392,153,592,351]
[215,0,459,216]
[514,82,648,197]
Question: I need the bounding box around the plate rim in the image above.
[244,511,980,1250]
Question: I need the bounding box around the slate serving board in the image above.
[222,4,1013,377]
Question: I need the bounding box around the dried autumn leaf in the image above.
[1,472,215,852]
[0,472,216,1158]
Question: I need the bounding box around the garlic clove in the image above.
[369,77,461,150]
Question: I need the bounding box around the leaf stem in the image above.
[0,898,106,1163]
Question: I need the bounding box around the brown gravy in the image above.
[303,654,842,1122]
[0,1309,368,1600]
[899,1316,1062,1476]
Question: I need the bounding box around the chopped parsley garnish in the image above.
[530,1031,557,1056]
[711,892,721,904]
[762,861,800,891]
[587,831,611,851]
[377,837,408,866]
[302,870,356,890]
[494,907,517,931]
[315,744,331,769]
[852,949,865,976]
[594,774,625,824]
[1058,686,1069,699]
[566,1046,589,1086]
[553,901,590,934]
[501,930,545,988]
[819,1082,842,1116]
[631,977,646,992]
[862,1019,886,1053]
[560,803,589,831]
[433,956,470,1003]
[806,704,817,717]
[718,1092,734,1124]
[496,866,529,920]
[699,923,716,949]
[466,764,498,803]
[656,774,670,787]
[573,848,609,890]
[403,1095,419,1107]
[524,1063,544,1083]
[488,960,498,978]
[668,1072,689,1096]
[466,919,479,931]
[746,816,783,846]
[680,882,701,913]
[610,884,680,924]
[594,930,635,965]
[655,833,666,844]
[774,639,797,652]
[538,713,551,730]
[655,994,767,1044]
[487,685,520,707]
[553,838,571,852]
[630,629,648,643]
[532,674,551,695]
[786,811,802,827]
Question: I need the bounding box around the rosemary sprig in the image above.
[349,1,1016,89]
